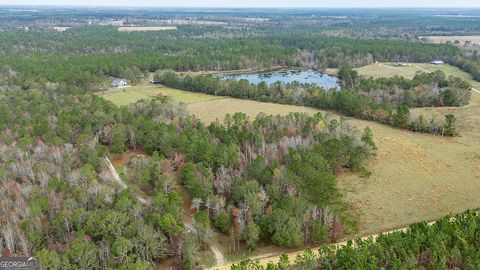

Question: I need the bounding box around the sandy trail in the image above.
[106,156,227,266]
[210,244,226,266]
[104,157,148,204]
[415,65,429,72]
[209,220,438,270]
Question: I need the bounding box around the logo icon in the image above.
[0,257,39,270]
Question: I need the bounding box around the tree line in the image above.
[154,69,467,136]
[0,25,465,90]
[232,210,480,270]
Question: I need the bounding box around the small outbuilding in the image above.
[150,79,162,84]
[111,79,128,88]
[430,60,445,65]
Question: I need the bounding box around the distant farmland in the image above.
[353,62,480,89]
[51,26,71,32]
[422,35,480,45]
[117,26,177,32]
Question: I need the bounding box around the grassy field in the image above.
[117,26,177,32]
[353,62,480,89]
[422,35,480,46]
[187,99,320,123]
[98,83,224,107]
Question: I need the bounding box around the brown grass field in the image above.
[187,99,320,123]
[98,83,224,106]
[353,62,480,88]
[117,26,177,32]
[422,35,480,45]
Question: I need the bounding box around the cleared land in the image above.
[353,62,480,88]
[423,35,480,45]
[117,26,177,32]
[98,83,224,107]
[187,99,320,123]
[51,26,71,32]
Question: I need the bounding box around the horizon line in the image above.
[2,4,480,9]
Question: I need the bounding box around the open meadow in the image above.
[187,98,321,122]
[98,83,224,106]
[354,62,480,88]
[422,35,480,45]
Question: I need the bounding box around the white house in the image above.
[111,79,128,88]
[431,60,445,65]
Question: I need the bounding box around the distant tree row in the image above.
[0,25,464,90]
[155,70,465,136]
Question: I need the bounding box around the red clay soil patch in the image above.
[111,148,147,167]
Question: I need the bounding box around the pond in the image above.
[219,69,340,89]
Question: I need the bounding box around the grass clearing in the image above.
[422,35,480,46]
[98,83,224,107]
[117,26,177,32]
[353,62,480,89]
[187,98,320,123]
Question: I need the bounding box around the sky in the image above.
[1,0,480,8]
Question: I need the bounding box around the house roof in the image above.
[111,79,127,85]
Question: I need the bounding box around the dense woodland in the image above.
[233,210,480,269]
[155,68,468,135]
[0,82,374,268]
[0,25,465,90]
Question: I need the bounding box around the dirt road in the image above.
[104,157,148,204]
[209,221,437,270]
